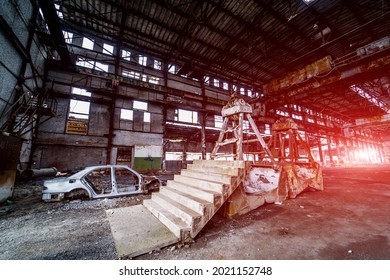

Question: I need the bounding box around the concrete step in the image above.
[151,192,202,226]
[144,162,246,241]
[167,180,221,205]
[180,169,233,185]
[143,199,190,239]
[160,186,213,215]
[174,174,226,193]
[187,164,239,176]
[192,159,245,169]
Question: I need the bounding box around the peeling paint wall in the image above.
[0,1,46,200]
[134,145,162,172]
[0,134,22,203]
[34,86,165,171]
[34,96,111,170]
[0,1,29,127]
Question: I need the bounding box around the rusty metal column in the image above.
[327,136,333,165]
[182,140,188,169]
[236,113,244,160]
[335,138,340,165]
[161,61,169,169]
[200,79,207,160]
[318,136,324,165]
[161,110,167,171]
[200,112,207,160]
[344,138,351,164]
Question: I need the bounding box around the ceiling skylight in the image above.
[302,0,317,4]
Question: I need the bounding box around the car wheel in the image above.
[64,189,89,200]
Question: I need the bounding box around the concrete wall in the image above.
[34,87,165,171]
[0,1,46,202]
[34,96,110,170]
[0,0,31,127]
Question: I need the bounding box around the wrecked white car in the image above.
[42,165,161,202]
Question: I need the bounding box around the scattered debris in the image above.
[278,227,290,235]
[0,206,12,215]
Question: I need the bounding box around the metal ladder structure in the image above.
[210,95,276,166]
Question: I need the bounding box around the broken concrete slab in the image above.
[106,205,178,258]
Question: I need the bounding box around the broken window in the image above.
[122,50,131,61]
[214,79,220,87]
[187,153,202,160]
[292,114,302,120]
[103,43,114,55]
[123,70,140,79]
[95,62,108,72]
[68,100,90,120]
[82,37,94,50]
[276,110,289,117]
[168,64,177,74]
[116,147,132,166]
[240,88,245,95]
[175,109,198,124]
[144,112,151,123]
[215,115,223,128]
[149,76,160,84]
[133,100,148,111]
[62,31,73,44]
[265,124,271,135]
[120,109,133,121]
[153,60,162,70]
[76,57,94,69]
[138,55,147,66]
[71,87,91,97]
[55,3,63,19]
[66,99,90,135]
[223,82,229,90]
[165,152,183,160]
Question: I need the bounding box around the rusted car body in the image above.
[42,165,161,202]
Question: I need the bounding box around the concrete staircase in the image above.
[143,160,246,240]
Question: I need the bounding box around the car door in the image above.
[83,166,113,197]
[113,166,141,194]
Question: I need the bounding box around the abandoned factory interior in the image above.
[1,0,390,260]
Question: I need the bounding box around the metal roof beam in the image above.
[38,0,73,66]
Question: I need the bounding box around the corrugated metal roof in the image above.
[57,0,390,121]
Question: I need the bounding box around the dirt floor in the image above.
[1,165,390,260]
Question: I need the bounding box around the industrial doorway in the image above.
[116,147,133,167]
